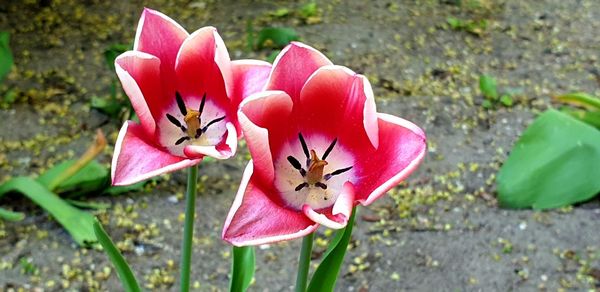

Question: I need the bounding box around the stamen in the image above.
[322,138,337,160]
[315,182,327,189]
[175,92,187,115]
[287,156,307,177]
[201,116,226,133]
[199,92,206,113]
[295,182,308,191]
[287,156,302,169]
[324,166,353,180]
[298,133,310,159]
[175,136,190,145]
[166,114,187,133]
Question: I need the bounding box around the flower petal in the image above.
[222,163,319,246]
[174,27,231,119]
[115,51,162,136]
[238,90,293,185]
[183,122,238,159]
[111,121,201,186]
[134,8,188,83]
[298,65,379,150]
[354,113,427,205]
[302,182,355,229]
[226,59,271,136]
[230,60,272,110]
[266,42,332,101]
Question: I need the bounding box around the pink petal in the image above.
[297,65,379,150]
[134,8,188,89]
[354,113,427,205]
[226,60,272,136]
[302,182,355,229]
[174,27,230,118]
[183,122,238,159]
[111,121,201,186]
[115,51,162,136]
[222,163,319,246]
[238,91,293,185]
[266,42,332,101]
[230,59,272,110]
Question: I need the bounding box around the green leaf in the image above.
[479,74,498,100]
[256,27,299,49]
[500,94,513,107]
[497,110,600,209]
[94,219,141,292]
[230,246,255,292]
[561,108,600,129]
[37,160,109,195]
[0,31,13,83]
[555,92,600,111]
[0,207,25,221]
[0,177,97,246]
[307,207,357,292]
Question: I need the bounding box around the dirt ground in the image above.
[1,0,599,291]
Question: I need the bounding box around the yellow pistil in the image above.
[183,109,201,138]
[306,149,328,185]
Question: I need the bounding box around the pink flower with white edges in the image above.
[222,42,427,246]
[111,8,271,185]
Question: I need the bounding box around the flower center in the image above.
[165,92,225,146]
[286,133,353,192]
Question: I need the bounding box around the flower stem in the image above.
[295,232,315,292]
[180,165,198,292]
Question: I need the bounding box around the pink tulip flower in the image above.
[111,8,271,185]
[222,42,427,246]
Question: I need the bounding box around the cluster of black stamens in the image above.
[287,133,353,192]
[166,92,226,145]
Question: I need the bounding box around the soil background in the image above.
[0,0,599,291]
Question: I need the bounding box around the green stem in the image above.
[180,165,198,292]
[295,232,315,292]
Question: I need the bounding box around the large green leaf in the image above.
[37,159,109,195]
[497,109,600,209]
[94,219,141,292]
[0,177,97,246]
[0,31,13,83]
[307,207,357,292]
[229,246,255,292]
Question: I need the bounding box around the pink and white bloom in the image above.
[222,42,427,246]
[111,8,271,185]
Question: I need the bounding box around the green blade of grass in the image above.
[0,177,96,246]
[93,219,141,292]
